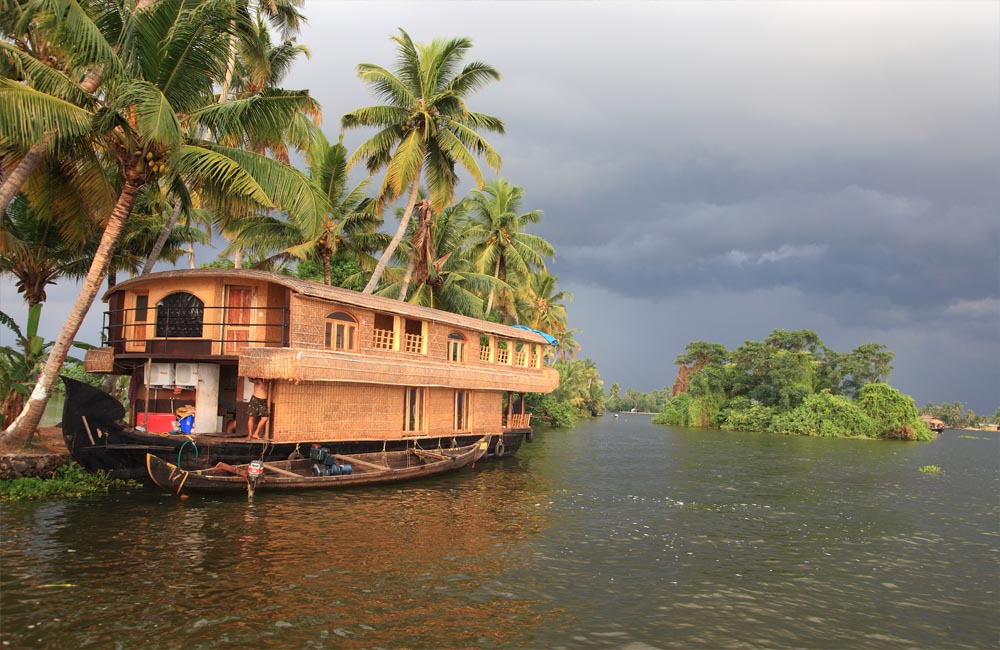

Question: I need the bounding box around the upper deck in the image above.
[92,269,559,394]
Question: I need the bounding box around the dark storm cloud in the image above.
[4,2,995,412]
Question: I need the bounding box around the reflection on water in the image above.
[2,416,997,649]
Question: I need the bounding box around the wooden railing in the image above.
[497,347,509,364]
[103,306,289,353]
[505,413,532,429]
[480,345,491,362]
[403,332,423,354]
[372,328,394,350]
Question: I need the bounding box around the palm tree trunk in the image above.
[322,251,332,285]
[1,177,143,443]
[485,256,501,315]
[398,257,417,301]
[142,201,183,274]
[0,142,46,216]
[363,172,422,295]
[0,65,105,216]
[219,23,238,104]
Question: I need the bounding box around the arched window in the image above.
[156,292,204,338]
[447,332,465,363]
[325,311,358,351]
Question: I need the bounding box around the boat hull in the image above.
[147,442,485,495]
[61,377,527,480]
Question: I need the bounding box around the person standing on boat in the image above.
[247,378,269,440]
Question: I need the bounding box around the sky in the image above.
[2,1,997,413]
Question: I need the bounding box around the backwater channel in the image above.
[2,414,997,649]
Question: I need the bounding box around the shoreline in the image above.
[0,427,72,480]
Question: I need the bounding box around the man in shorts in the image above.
[247,378,269,439]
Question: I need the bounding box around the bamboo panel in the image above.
[238,347,559,394]
[83,347,115,373]
[270,383,505,441]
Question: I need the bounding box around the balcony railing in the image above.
[102,305,289,354]
[505,413,532,429]
[372,328,394,350]
[403,332,423,354]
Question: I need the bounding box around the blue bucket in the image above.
[179,415,194,434]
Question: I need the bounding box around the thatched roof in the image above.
[105,269,551,345]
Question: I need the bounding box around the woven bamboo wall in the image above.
[239,347,559,393]
[271,382,505,441]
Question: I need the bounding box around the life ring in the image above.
[494,439,505,457]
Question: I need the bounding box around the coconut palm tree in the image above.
[380,199,498,316]
[342,28,504,295]
[1,1,328,442]
[520,271,571,342]
[0,0,127,216]
[227,131,387,284]
[0,194,93,308]
[465,178,554,322]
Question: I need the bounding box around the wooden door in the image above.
[224,286,253,353]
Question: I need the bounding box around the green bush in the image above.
[525,394,576,429]
[0,462,138,501]
[653,392,695,427]
[771,391,876,437]
[720,397,776,432]
[858,383,934,441]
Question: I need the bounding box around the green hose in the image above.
[178,439,199,468]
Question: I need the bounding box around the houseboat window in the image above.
[454,390,471,430]
[324,311,357,351]
[156,292,204,338]
[447,333,465,363]
[497,340,509,365]
[515,342,527,367]
[403,318,424,354]
[373,313,395,350]
[479,334,492,362]
[134,294,149,322]
[403,388,424,432]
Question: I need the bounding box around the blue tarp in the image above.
[511,325,559,346]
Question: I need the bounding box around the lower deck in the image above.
[126,360,531,443]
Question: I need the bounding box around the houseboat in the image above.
[66,269,559,479]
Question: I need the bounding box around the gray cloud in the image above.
[4,1,996,413]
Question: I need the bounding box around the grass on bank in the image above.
[0,462,139,501]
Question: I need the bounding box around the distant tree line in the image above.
[525,359,605,428]
[919,402,1000,429]
[653,329,934,440]
[605,383,670,414]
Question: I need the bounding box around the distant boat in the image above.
[146,439,486,497]
[920,415,945,433]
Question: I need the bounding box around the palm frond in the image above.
[193,88,318,148]
[207,143,330,238]
[356,63,415,108]
[341,104,409,129]
[0,80,94,147]
[383,129,424,199]
[444,60,501,97]
[118,80,183,147]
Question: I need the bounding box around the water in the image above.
[2,415,997,649]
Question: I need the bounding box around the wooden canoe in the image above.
[146,439,487,496]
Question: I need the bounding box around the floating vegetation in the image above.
[958,435,982,440]
[0,462,139,501]
[919,465,942,474]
